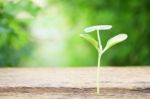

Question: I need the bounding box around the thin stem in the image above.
[97,53,101,94]
[97,30,102,51]
[96,30,102,94]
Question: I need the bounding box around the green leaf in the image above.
[103,34,128,53]
[84,25,112,33]
[80,34,99,51]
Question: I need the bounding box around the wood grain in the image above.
[0,67,150,99]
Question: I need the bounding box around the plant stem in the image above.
[96,30,102,94]
[97,30,102,51]
[97,52,101,94]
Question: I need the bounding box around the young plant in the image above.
[80,25,128,94]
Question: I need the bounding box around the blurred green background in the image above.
[0,0,150,67]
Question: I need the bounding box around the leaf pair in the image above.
[80,33,127,54]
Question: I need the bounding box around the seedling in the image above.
[80,25,128,94]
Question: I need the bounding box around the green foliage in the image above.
[0,0,150,67]
[0,1,40,66]
[55,0,150,66]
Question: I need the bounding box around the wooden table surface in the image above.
[0,67,150,99]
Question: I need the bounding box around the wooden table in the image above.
[0,67,150,99]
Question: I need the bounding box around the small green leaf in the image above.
[80,34,99,51]
[84,25,112,33]
[103,34,128,53]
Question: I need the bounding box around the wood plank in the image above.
[0,67,150,99]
